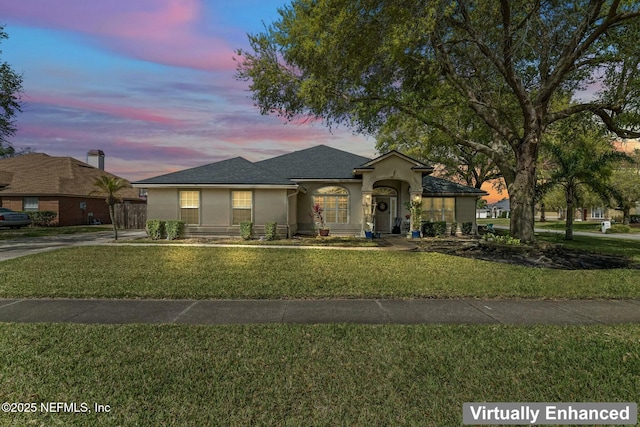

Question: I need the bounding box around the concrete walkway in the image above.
[1,298,639,325]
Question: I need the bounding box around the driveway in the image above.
[0,230,146,261]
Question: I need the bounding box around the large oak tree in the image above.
[236,0,640,242]
[0,26,23,157]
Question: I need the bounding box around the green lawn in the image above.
[1,245,639,299]
[537,232,640,260]
[0,323,638,426]
[478,217,640,233]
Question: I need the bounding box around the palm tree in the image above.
[92,175,131,240]
[541,142,629,240]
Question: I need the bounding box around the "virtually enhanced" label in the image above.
[463,402,637,425]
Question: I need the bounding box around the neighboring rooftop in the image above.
[0,153,142,200]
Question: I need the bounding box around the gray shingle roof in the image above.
[257,145,370,180]
[422,175,487,196]
[135,157,293,185]
[134,145,487,198]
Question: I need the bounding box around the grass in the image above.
[0,323,638,426]
[478,217,640,233]
[0,225,111,240]
[1,245,639,299]
[537,232,640,261]
[125,235,383,247]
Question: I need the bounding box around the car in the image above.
[0,207,32,229]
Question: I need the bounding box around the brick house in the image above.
[0,151,146,226]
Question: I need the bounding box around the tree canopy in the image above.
[0,26,23,154]
[609,148,640,224]
[376,114,504,191]
[538,114,631,239]
[236,0,640,241]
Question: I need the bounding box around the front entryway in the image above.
[374,196,396,233]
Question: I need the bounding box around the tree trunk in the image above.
[623,207,630,225]
[109,204,118,240]
[540,200,546,222]
[509,140,538,243]
[565,187,574,241]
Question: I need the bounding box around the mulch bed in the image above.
[414,238,638,270]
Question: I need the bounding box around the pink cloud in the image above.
[110,138,211,161]
[0,0,236,71]
[28,92,187,126]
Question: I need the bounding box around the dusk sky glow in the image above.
[0,0,375,182]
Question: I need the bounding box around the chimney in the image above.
[87,150,105,170]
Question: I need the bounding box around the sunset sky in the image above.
[0,0,374,182]
[2,1,637,203]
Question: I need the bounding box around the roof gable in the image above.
[355,150,432,173]
[256,145,371,180]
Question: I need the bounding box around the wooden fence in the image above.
[114,203,147,229]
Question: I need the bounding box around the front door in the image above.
[375,197,396,233]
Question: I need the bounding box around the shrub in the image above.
[434,221,447,236]
[146,220,166,240]
[606,224,631,234]
[450,222,458,236]
[483,233,521,245]
[265,221,278,241]
[165,220,185,240]
[421,221,435,237]
[462,222,473,235]
[240,221,253,240]
[25,211,57,227]
[630,215,640,224]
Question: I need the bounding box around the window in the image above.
[422,197,456,222]
[179,191,199,225]
[23,197,39,211]
[232,191,252,224]
[314,186,349,223]
[373,187,397,196]
[591,207,605,219]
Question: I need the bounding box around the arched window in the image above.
[373,187,397,196]
[314,186,349,223]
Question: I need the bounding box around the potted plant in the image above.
[310,203,330,236]
[405,200,423,238]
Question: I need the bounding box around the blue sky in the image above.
[0,0,374,181]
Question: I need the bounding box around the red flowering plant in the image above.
[310,203,329,233]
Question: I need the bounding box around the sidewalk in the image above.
[1,298,639,325]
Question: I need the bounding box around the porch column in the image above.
[409,191,423,232]
[362,191,373,236]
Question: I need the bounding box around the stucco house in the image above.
[133,145,487,237]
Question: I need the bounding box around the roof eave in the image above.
[133,183,299,189]
[423,191,489,197]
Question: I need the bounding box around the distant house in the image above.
[0,151,146,226]
[476,207,491,219]
[488,198,510,219]
[134,145,487,237]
